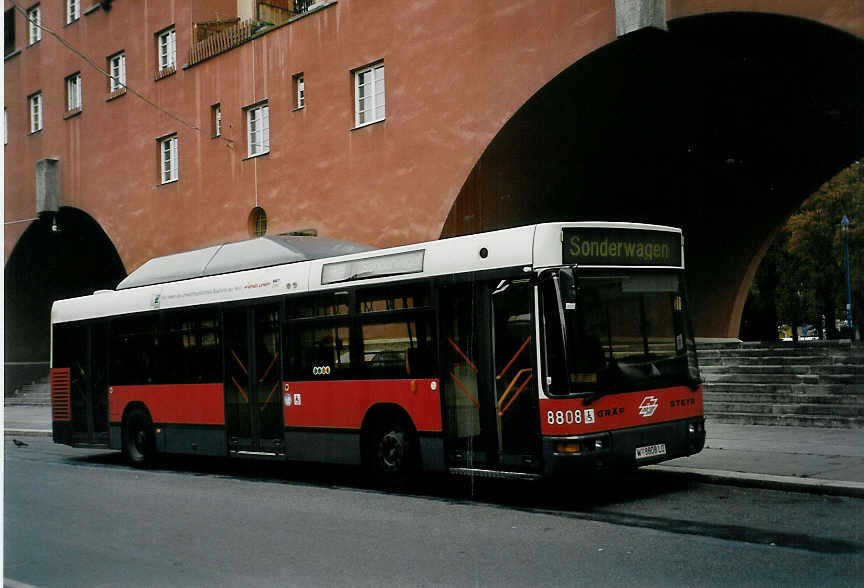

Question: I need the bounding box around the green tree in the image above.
[743,161,864,340]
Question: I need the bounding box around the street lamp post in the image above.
[840,215,857,340]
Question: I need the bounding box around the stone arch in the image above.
[442,12,863,338]
[5,207,126,362]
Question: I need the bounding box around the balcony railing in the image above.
[187,20,254,66]
[187,2,326,66]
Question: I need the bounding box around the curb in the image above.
[4,429,52,437]
[645,464,864,498]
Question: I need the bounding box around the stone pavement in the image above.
[4,404,864,497]
[650,421,864,497]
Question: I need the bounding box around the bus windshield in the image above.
[540,269,699,398]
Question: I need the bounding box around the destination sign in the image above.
[562,227,682,267]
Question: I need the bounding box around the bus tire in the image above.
[365,416,419,485]
[123,407,156,468]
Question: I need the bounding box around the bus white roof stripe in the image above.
[52,223,683,324]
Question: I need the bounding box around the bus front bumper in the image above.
[542,417,705,477]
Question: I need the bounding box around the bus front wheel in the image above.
[123,407,156,468]
[365,417,418,483]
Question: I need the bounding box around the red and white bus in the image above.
[50,222,705,479]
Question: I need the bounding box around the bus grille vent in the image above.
[50,368,72,421]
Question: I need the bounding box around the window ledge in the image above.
[84,4,101,16]
[28,129,43,136]
[154,65,176,81]
[106,88,127,101]
[292,105,305,112]
[351,118,385,131]
[63,107,82,119]
[4,49,21,61]
[158,179,179,187]
[242,150,271,161]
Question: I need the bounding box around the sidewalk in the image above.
[648,421,864,497]
[4,404,864,497]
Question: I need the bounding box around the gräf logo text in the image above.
[638,395,659,418]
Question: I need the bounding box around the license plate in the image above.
[635,443,666,460]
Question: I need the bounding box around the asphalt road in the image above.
[5,438,863,587]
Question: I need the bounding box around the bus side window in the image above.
[110,314,160,385]
[286,323,351,380]
[360,317,432,379]
[357,285,433,379]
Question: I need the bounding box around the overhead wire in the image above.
[9,0,235,144]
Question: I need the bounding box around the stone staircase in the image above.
[698,341,864,428]
[5,378,51,406]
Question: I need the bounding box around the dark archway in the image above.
[442,12,863,338]
[5,207,126,362]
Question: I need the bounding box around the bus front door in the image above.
[440,279,540,472]
[224,304,284,456]
[491,280,541,469]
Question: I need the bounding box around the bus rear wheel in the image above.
[123,407,156,468]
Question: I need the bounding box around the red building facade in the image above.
[5,0,863,360]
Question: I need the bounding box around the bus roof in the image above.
[52,222,683,324]
[116,235,375,290]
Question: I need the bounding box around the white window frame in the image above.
[296,74,305,109]
[66,73,82,111]
[27,5,41,45]
[212,103,222,138]
[354,62,385,127]
[29,92,42,133]
[246,102,270,158]
[109,52,126,92]
[66,0,80,24]
[157,27,176,71]
[159,134,179,184]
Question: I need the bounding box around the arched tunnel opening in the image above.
[5,207,126,366]
[443,12,863,339]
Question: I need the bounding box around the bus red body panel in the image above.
[283,379,442,432]
[109,383,225,426]
[539,386,703,436]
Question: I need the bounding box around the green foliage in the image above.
[743,161,864,340]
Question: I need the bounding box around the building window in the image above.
[66,73,82,112]
[246,102,270,158]
[354,62,385,127]
[157,27,176,71]
[66,0,80,24]
[27,5,41,45]
[248,207,267,237]
[211,103,221,138]
[5,9,15,56]
[294,73,304,109]
[108,52,126,92]
[158,134,179,184]
[29,92,42,133]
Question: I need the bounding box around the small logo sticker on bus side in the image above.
[284,394,292,407]
[294,393,302,406]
